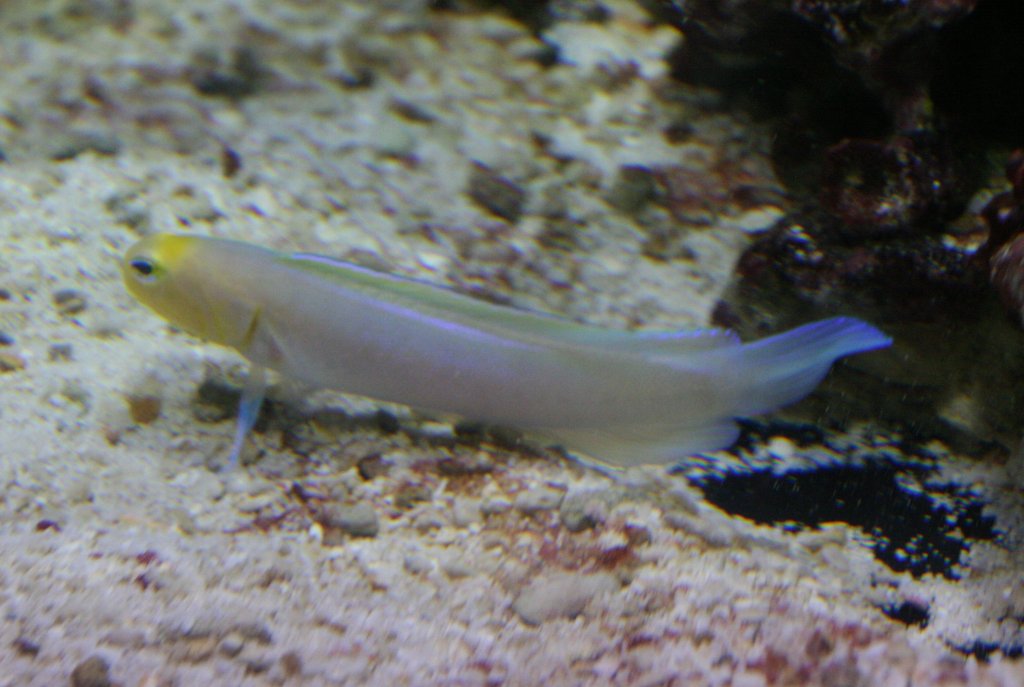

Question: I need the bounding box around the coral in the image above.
[984,151,1024,322]
[820,132,961,238]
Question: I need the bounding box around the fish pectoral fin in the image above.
[544,420,740,468]
[241,312,286,369]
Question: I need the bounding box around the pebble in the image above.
[466,162,527,223]
[11,636,39,656]
[70,656,113,687]
[48,343,73,361]
[403,553,433,575]
[731,205,785,234]
[236,492,279,513]
[512,571,618,625]
[320,502,380,538]
[0,351,25,372]
[412,509,448,532]
[170,468,226,502]
[559,488,616,532]
[219,632,245,657]
[50,130,121,160]
[53,289,88,316]
[662,510,737,548]
[126,394,162,424]
[440,556,474,579]
[480,498,512,516]
[514,486,565,515]
[452,498,482,527]
[279,651,303,678]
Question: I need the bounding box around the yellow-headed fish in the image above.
[122,233,891,467]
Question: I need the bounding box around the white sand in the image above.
[1,1,1022,685]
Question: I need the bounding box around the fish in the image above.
[121,233,892,467]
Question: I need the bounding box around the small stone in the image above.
[320,502,379,538]
[234,621,272,645]
[100,628,145,648]
[357,454,390,481]
[514,486,565,515]
[412,509,448,532]
[0,351,25,372]
[12,636,40,656]
[662,510,736,548]
[393,484,432,510]
[53,289,88,316]
[480,498,512,515]
[279,651,302,678]
[51,131,120,160]
[241,656,273,675]
[170,468,225,502]
[127,394,162,424]
[236,492,278,513]
[608,165,658,214]
[70,655,112,687]
[48,343,73,361]
[374,409,401,434]
[191,46,264,99]
[440,557,474,579]
[221,145,242,178]
[219,633,244,657]
[371,119,416,158]
[732,206,785,234]
[466,162,527,223]
[512,571,618,625]
[452,498,482,527]
[389,99,436,123]
[403,553,433,575]
[559,488,616,532]
[66,479,94,504]
[438,451,495,476]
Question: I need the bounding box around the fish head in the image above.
[122,233,258,348]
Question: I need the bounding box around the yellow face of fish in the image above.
[122,234,223,342]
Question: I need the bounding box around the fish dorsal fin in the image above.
[284,252,739,355]
[577,327,739,356]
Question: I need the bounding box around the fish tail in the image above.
[726,316,891,417]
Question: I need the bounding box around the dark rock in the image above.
[70,656,112,687]
[357,454,390,481]
[221,146,242,178]
[466,163,527,223]
[280,650,302,678]
[319,502,379,538]
[191,46,265,99]
[126,394,162,425]
[607,165,659,214]
[820,133,961,238]
[53,289,88,316]
[48,343,73,361]
[51,131,121,160]
[986,150,1024,322]
[12,637,40,656]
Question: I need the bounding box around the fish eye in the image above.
[129,257,158,282]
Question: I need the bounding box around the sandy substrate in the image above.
[1,1,1024,685]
